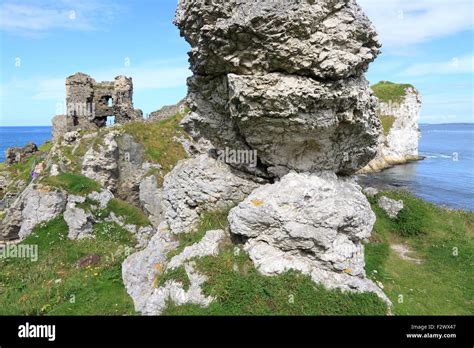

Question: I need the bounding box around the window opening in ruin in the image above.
[107,115,116,126]
[107,97,113,107]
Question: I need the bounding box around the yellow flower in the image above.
[251,199,264,207]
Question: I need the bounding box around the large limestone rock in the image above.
[122,225,224,315]
[16,186,67,240]
[64,195,94,240]
[81,132,119,192]
[176,0,382,177]
[139,175,163,227]
[162,154,262,234]
[228,172,390,303]
[378,196,404,219]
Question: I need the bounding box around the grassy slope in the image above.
[160,208,388,316]
[0,217,137,315]
[371,81,415,104]
[2,190,469,315]
[123,112,190,186]
[371,81,415,136]
[365,191,474,315]
[42,172,101,195]
[1,113,471,315]
[0,141,54,198]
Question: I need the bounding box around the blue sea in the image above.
[357,123,474,211]
[0,126,52,163]
[0,124,473,210]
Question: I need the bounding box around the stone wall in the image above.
[52,72,143,140]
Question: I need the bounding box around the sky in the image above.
[0,0,473,126]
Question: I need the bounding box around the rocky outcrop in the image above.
[115,0,392,313]
[162,154,262,234]
[81,132,119,192]
[121,226,179,314]
[122,154,263,313]
[148,99,187,122]
[122,226,224,315]
[228,172,388,302]
[360,83,422,173]
[5,142,38,165]
[64,195,94,240]
[139,175,163,227]
[176,0,382,177]
[378,196,404,219]
[87,189,114,209]
[16,186,67,240]
[167,229,224,269]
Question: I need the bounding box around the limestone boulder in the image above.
[162,154,262,234]
[175,0,380,79]
[228,172,389,303]
[81,132,119,192]
[176,0,382,177]
[378,196,404,219]
[139,175,163,227]
[17,187,67,239]
[64,206,94,240]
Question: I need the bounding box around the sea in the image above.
[357,123,474,211]
[0,124,473,211]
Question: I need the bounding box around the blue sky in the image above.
[0,0,472,126]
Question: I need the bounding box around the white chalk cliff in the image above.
[360,83,422,173]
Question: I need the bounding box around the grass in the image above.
[365,190,474,315]
[379,115,396,136]
[371,81,415,104]
[104,198,150,227]
[0,216,136,315]
[123,113,189,186]
[156,266,191,291]
[0,140,54,197]
[160,209,388,315]
[166,207,232,260]
[163,242,387,315]
[42,172,101,195]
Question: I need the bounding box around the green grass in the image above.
[157,266,190,291]
[166,208,232,260]
[42,172,101,195]
[163,243,387,315]
[371,81,415,104]
[365,190,474,315]
[161,209,388,315]
[105,198,150,227]
[0,140,54,198]
[379,115,396,136]
[123,113,189,186]
[0,216,136,315]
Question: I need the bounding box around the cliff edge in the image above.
[359,81,423,173]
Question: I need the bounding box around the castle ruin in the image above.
[53,72,143,139]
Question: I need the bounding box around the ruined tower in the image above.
[52,72,143,139]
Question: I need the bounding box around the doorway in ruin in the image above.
[107,115,116,126]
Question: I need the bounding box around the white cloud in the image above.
[358,0,474,48]
[400,54,474,76]
[0,0,120,34]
